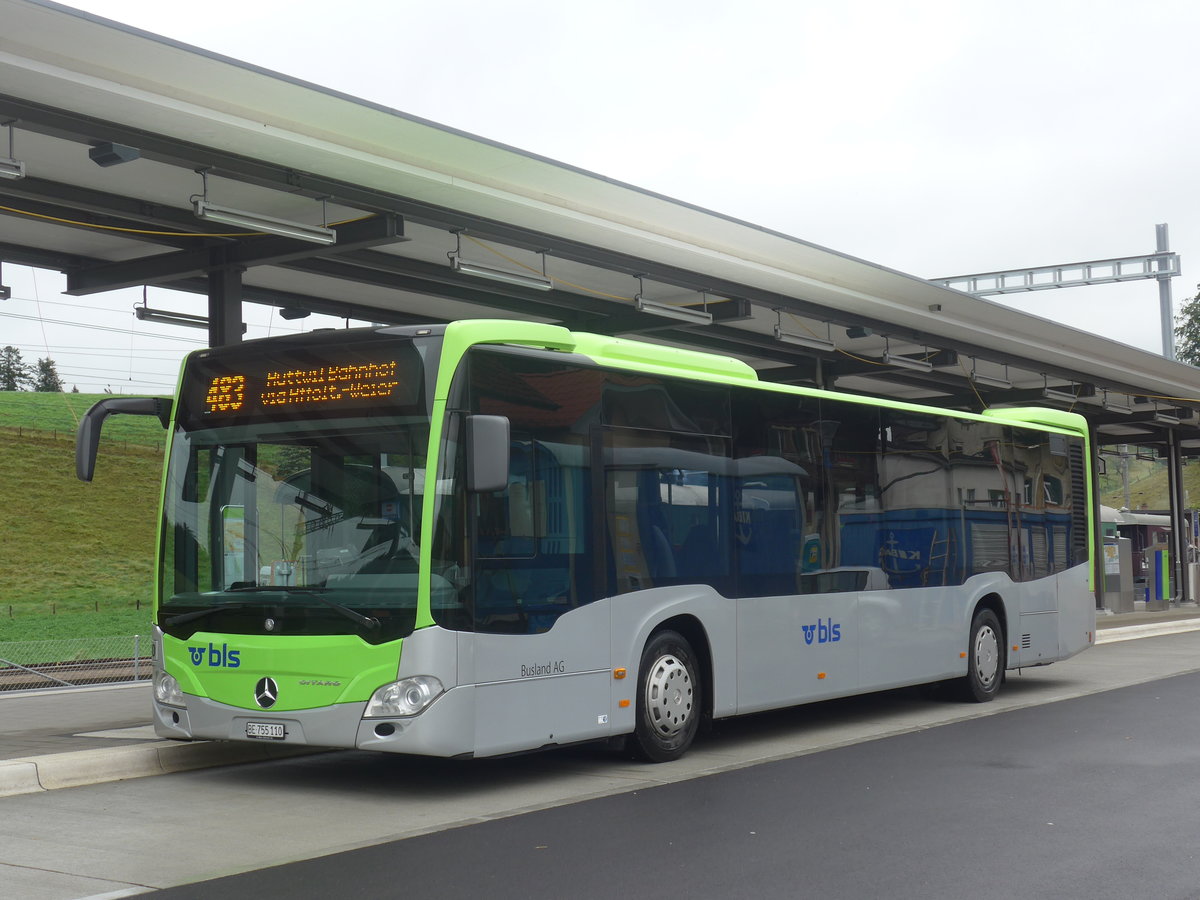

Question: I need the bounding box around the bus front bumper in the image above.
[153,684,476,758]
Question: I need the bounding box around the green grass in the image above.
[0,393,167,643]
[0,608,154,643]
[0,390,170,448]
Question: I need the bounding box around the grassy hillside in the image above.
[1098,455,1200,510]
[0,390,169,449]
[0,392,166,640]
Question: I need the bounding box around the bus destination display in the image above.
[203,360,401,415]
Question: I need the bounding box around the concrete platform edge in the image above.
[0,738,322,798]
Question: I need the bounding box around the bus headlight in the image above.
[365,676,443,718]
[154,671,186,708]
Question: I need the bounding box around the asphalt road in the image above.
[155,673,1200,899]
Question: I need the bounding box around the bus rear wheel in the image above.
[960,608,1004,702]
[629,630,701,762]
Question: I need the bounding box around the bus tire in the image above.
[961,608,1004,702]
[629,630,701,762]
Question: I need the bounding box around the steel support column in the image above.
[1166,429,1187,603]
[207,250,244,347]
[1157,223,1175,361]
[1089,423,1105,610]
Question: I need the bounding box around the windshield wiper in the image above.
[223,585,380,632]
[163,604,246,627]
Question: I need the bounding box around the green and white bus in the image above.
[77,320,1097,761]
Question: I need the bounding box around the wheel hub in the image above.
[974,624,999,687]
[646,654,693,737]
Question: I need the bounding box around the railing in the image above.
[0,636,151,691]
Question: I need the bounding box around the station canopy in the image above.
[3,0,1199,456]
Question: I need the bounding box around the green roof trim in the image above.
[982,406,1090,434]
[571,333,758,382]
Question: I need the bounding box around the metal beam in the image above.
[0,240,95,271]
[65,214,404,295]
[932,250,1181,296]
[150,276,443,330]
[0,176,232,239]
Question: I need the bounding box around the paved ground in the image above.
[5,613,1200,899]
[1,606,1198,798]
[146,670,1200,900]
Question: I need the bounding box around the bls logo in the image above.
[802,618,842,645]
[187,642,241,668]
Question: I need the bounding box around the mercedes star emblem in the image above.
[255,676,279,709]
[264,617,277,632]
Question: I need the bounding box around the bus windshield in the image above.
[159,419,431,643]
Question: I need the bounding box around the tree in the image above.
[1174,283,1200,365]
[0,345,31,391]
[32,357,65,392]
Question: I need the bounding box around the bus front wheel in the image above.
[629,630,701,762]
[961,608,1004,702]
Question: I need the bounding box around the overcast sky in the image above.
[5,0,1198,392]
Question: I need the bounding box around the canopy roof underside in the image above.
[2,0,1197,454]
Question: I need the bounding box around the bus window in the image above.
[602,429,733,596]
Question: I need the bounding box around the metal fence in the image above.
[0,636,151,691]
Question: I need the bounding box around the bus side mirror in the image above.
[465,414,510,493]
[76,397,172,482]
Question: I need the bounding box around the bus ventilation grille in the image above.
[1021,634,1033,650]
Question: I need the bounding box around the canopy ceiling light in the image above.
[134,303,209,330]
[883,339,934,372]
[632,276,713,325]
[194,199,337,245]
[1153,406,1181,426]
[774,310,833,350]
[1042,377,1079,404]
[969,360,1011,390]
[451,256,553,291]
[134,303,248,334]
[191,170,336,245]
[448,232,553,291]
[636,294,714,325]
[0,120,24,180]
[1103,391,1133,414]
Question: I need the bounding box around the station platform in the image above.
[3,608,1199,798]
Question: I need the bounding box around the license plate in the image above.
[246,721,285,740]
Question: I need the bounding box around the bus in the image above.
[76,319,1097,762]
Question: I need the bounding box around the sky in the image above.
[4,0,1199,393]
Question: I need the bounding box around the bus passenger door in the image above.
[734,460,862,713]
[466,435,612,757]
